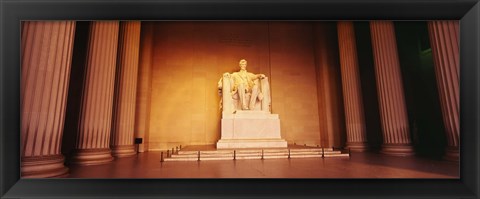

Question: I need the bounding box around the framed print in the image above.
[1,0,479,198]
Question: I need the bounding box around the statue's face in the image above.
[239,60,247,70]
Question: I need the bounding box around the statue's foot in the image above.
[242,106,249,110]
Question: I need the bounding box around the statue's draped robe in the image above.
[218,72,271,114]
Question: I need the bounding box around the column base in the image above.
[111,145,136,157]
[21,155,69,178]
[443,146,459,162]
[70,148,114,166]
[380,144,415,156]
[345,142,369,152]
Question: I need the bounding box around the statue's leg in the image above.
[249,84,259,110]
[238,83,248,110]
[260,78,270,112]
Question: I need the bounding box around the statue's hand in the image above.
[260,74,266,79]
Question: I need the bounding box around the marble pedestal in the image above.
[217,111,288,149]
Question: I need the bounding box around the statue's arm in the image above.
[250,73,266,80]
[217,78,223,90]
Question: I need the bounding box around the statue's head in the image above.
[239,59,247,70]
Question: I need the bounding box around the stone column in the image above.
[337,22,369,152]
[370,21,414,156]
[427,21,460,161]
[313,23,346,148]
[21,21,76,177]
[134,22,154,152]
[111,22,141,157]
[70,21,119,165]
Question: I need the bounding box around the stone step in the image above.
[165,157,199,161]
[320,152,342,155]
[289,154,322,158]
[170,152,331,158]
[170,154,231,158]
[164,153,348,161]
[324,153,350,158]
[177,148,335,155]
[172,150,340,157]
[165,152,349,161]
[177,151,228,155]
[163,147,348,162]
[178,148,333,154]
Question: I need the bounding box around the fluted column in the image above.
[134,22,154,152]
[427,21,460,161]
[370,21,414,156]
[337,22,369,152]
[21,21,76,177]
[70,21,119,165]
[111,22,141,157]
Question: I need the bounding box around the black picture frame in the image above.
[1,0,478,198]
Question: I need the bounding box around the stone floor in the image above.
[65,150,459,178]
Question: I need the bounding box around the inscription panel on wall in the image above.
[218,33,253,47]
